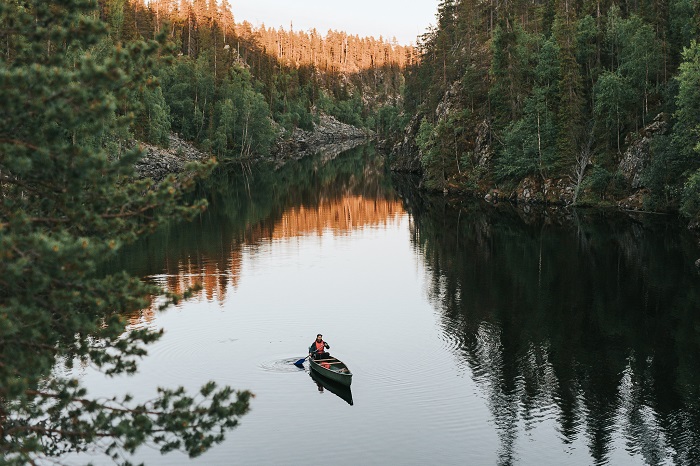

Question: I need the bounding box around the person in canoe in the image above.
[309,334,330,360]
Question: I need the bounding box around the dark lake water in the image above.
[71,143,700,465]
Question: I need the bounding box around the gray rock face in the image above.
[434,81,461,122]
[618,113,667,189]
[272,113,370,161]
[135,134,207,182]
[135,113,369,181]
[511,176,575,205]
[390,112,422,173]
[473,119,494,170]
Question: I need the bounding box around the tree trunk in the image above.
[537,111,544,180]
[572,124,595,205]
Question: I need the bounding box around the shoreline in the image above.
[135,113,372,181]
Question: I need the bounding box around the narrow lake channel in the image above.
[72,142,700,465]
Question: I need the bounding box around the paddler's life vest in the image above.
[314,340,326,354]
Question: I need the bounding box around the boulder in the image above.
[543,178,575,205]
[516,177,540,202]
[484,189,501,204]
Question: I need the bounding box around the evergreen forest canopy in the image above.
[0,0,413,463]
[101,0,413,155]
[0,0,255,463]
[1,0,698,463]
[404,0,700,223]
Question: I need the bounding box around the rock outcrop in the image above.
[482,114,666,207]
[618,189,650,210]
[135,134,207,182]
[473,120,494,171]
[618,113,667,189]
[390,82,465,174]
[390,113,422,173]
[134,114,370,181]
[434,81,461,122]
[510,176,575,205]
[272,113,370,162]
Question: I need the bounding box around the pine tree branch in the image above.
[100,204,158,219]
[0,206,160,228]
[0,173,61,196]
[28,217,70,224]
[0,138,41,151]
[24,389,162,416]
[2,424,118,439]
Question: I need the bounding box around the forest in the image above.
[403,0,700,224]
[2,0,700,463]
[94,0,412,156]
[0,0,412,463]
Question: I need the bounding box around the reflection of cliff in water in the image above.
[395,178,700,465]
[276,137,369,167]
[113,143,403,317]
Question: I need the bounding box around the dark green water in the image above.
[398,177,700,465]
[78,143,700,465]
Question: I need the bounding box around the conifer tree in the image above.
[553,0,585,162]
[0,0,250,463]
[499,37,561,180]
[676,41,700,221]
[674,41,700,162]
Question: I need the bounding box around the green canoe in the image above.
[309,356,352,386]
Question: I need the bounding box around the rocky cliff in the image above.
[135,134,207,182]
[393,80,669,213]
[618,114,667,190]
[389,113,422,173]
[134,114,370,181]
[272,113,371,162]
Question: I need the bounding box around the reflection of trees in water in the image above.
[397,182,700,465]
[109,143,403,311]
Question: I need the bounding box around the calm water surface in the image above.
[72,143,700,465]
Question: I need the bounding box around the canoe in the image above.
[309,370,354,405]
[309,356,352,386]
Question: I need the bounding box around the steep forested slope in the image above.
[400,0,700,223]
[92,0,412,159]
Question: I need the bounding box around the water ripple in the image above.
[259,358,309,374]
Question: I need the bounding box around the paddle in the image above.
[294,356,309,367]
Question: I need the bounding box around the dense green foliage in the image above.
[0,0,251,463]
[101,0,278,158]
[96,0,410,155]
[405,0,700,218]
[0,0,410,461]
[157,57,275,158]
